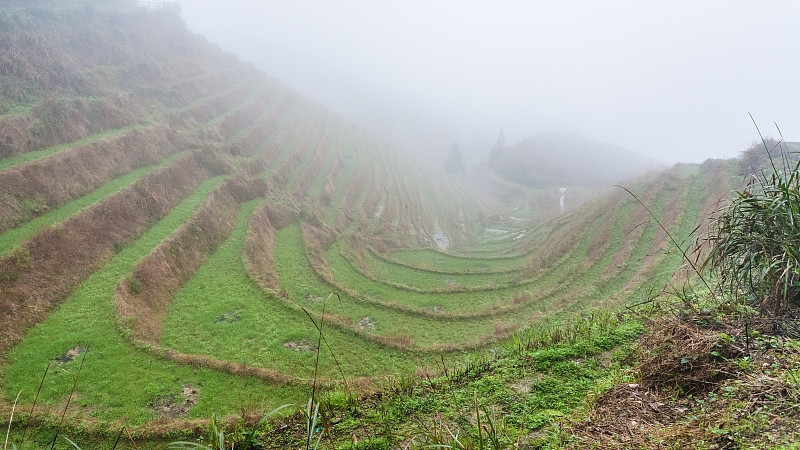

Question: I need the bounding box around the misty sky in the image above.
[177,0,800,167]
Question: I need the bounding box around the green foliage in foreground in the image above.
[261,313,643,449]
[706,149,800,315]
[3,304,642,449]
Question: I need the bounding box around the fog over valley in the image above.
[178,0,800,168]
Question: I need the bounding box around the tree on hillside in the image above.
[490,128,505,162]
[444,142,465,178]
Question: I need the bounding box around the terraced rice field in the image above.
[0,5,739,429]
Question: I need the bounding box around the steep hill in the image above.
[0,2,746,444]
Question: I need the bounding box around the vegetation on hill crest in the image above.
[488,131,658,188]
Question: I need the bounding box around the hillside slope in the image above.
[0,3,745,441]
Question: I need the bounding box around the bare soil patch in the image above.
[303,293,324,302]
[283,340,318,353]
[55,346,85,364]
[149,384,200,418]
[356,316,376,330]
[214,310,241,324]
[436,277,457,286]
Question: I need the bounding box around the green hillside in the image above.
[0,4,762,448]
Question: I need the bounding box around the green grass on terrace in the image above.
[0,152,186,257]
[322,127,360,226]
[176,73,259,114]
[259,104,319,180]
[182,85,269,134]
[307,120,351,198]
[273,224,516,349]
[389,247,533,273]
[359,245,525,290]
[228,89,291,143]
[160,206,429,377]
[0,123,146,172]
[284,115,330,191]
[0,176,307,425]
[324,241,533,317]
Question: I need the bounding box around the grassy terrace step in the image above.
[322,243,542,319]
[308,120,352,199]
[0,73,259,171]
[462,218,556,258]
[134,64,245,106]
[271,224,512,350]
[303,209,653,346]
[235,98,305,167]
[223,94,303,166]
[553,180,682,311]
[173,73,260,117]
[285,114,332,193]
[0,91,146,160]
[0,176,308,425]
[543,174,695,317]
[0,123,145,172]
[0,77,268,230]
[116,173,265,344]
[160,205,429,378]
[0,82,283,234]
[0,152,186,257]
[299,116,341,193]
[358,245,525,290]
[228,89,293,144]
[568,201,637,288]
[387,247,534,273]
[236,103,302,169]
[406,201,645,323]
[0,152,225,353]
[260,101,323,177]
[351,177,680,323]
[622,165,724,299]
[407,160,440,233]
[323,124,360,226]
[184,85,270,134]
[331,128,376,231]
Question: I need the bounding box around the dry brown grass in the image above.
[583,208,618,269]
[520,199,599,277]
[138,341,371,388]
[567,311,800,449]
[0,153,212,353]
[602,187,657,279]
[0,124,186,232]
[636,316,743,394]
[243,203,280,290]
[0,94,142,159]
[619,177,686,292]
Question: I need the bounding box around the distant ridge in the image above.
[490,131,659,187]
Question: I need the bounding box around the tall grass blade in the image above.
[49,348,88,450]
[17,364,50,449]
[61,436,81,449]
[4,391,21,450]
[614,184,713,294]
